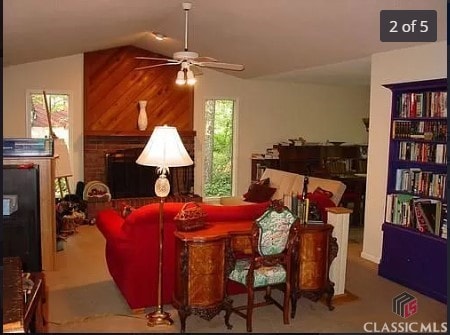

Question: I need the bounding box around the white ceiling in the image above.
[3,0,447,86]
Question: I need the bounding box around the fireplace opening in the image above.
[106,148,194,199]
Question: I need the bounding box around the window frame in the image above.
[25,89,74,156]
[201,97,239,201]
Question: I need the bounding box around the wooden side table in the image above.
[291,224,338,318]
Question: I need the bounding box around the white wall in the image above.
[3,55,84,190]
[361,41,447,263]
[193,69,369,196]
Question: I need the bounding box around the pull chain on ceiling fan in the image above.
[135,2,245,85]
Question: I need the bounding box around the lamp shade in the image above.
[136,125,193,173]
[175,70,186,85]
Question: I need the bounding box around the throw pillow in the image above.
[258,178,270,186]
[243,177,270,194]
[306,192,336,223]
[243,183,276,203]
[313,187,334,199]
[246,178,270,191]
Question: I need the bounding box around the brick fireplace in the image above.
[84,135,195,198]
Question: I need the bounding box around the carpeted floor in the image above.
[43,225,447,333]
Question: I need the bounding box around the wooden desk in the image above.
[173,220,339,331]
[173,221,252,333]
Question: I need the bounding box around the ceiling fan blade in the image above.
[135,56,179,63]
[194,56,218,62]
[190,66,203,76]
[194,61,245,71]
[135,62,180,70]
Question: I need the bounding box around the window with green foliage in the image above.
[203,99,235,198]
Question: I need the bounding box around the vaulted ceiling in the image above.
[3,0,447,86]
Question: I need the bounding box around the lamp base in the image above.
[146,309,174,327]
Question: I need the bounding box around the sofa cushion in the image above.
[200,201,270,222]
[260,168,301,200]
[256,168,346,205]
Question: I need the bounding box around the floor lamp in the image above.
[136,125,193,327]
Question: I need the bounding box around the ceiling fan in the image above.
[135,2,245,85]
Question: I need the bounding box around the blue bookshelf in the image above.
[379,78,447,303]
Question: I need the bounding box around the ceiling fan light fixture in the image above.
[186,69,196,85]
[135,2,244,79]
[176,70,186,85]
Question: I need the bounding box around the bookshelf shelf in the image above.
[379,78,447,303]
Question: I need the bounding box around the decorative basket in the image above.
[174,202,207,232]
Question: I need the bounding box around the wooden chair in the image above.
[227,202,300,332]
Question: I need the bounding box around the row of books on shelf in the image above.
[385,194,447,239]
[392,120,447,141]
[397,91,447,118]
[398,142,447,164]
[395,168,446,199]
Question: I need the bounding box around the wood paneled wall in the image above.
[84,45,194,136]
[83,45,196,188]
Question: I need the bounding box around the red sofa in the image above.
[96,201,270,310]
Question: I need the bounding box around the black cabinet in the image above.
[277,144,367,176]
[3,165,41,272]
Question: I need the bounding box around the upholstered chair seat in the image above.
[229,260,287,287]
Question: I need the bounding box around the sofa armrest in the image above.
[96,209,128,242]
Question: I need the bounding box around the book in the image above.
[385,194,394,223]
[439,203,447,238]
[391,194,414,225]
[412,199,442,235]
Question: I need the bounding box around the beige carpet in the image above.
[43,225,447,333]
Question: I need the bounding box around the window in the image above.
[203,99,236,198]
[27,91,71,198]
[28,92,70,144]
